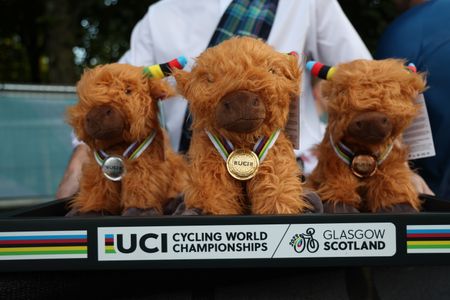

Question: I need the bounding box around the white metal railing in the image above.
[0,83,76,93]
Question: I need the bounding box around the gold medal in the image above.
[102,156,125,181]
[351,155,377,178]
[226,149,260,180]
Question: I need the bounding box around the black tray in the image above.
[0,195,449,272]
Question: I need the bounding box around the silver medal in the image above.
[102,156,125,181]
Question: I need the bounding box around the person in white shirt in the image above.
[118,0,371,163]
[56,0,432,199]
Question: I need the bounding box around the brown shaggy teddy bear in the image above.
[306,59,426,213]
[67,60,188,216]
[173,37,311,215]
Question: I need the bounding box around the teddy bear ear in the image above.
[402,62,427,96]
[148,78,175,100]
[142,56,187,100]
[285,51,302,64]
[172,68,191,96]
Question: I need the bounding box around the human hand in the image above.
[55,169,81,199]
[411,172,434,195]
[55,144,90,199]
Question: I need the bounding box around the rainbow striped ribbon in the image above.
[407,226,450,253]
[0,231,87,259]
[94,130,157,166]
[205,128,281,162]
[329,134,393,167]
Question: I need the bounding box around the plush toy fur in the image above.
[174,37,309,215]
[307,59,426,213]
[67,63,187,216]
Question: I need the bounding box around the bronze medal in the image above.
[350,155,377,178]
[102,156,125,181]
[226,149,260,181]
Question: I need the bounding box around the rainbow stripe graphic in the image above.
[104,234,116,254]
[0,231,88,260]
[407,225,450,254]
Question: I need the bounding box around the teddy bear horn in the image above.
[143,56,187,79]
[406,63,417,73]
[306,60,336,80]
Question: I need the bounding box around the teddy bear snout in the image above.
[215,90,266,133]
[84,104,125,140]
[347,111,393,144]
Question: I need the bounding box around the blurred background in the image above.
[0,0,402,211]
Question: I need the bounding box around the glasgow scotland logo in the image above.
[289,228,319,253]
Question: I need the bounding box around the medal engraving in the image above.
[102,156,125,181]
[226,149,260,180]
[351,155,377,178]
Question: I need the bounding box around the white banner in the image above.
[98,223,396,261]
[98,224,287,261]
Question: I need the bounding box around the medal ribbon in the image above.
[94,130,157,166]
[253,129,281,161]
[329,134,394,166]
[205,128,281,162]
[157,100,166,130]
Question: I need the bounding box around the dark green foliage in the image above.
[0,0,157,84]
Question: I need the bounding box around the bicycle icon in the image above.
[291,228,319,253]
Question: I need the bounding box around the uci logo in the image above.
[289,228,319,253]
[106,233,168,254]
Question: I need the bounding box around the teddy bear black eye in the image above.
[268,67,276,75]
[124,88,132,95]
